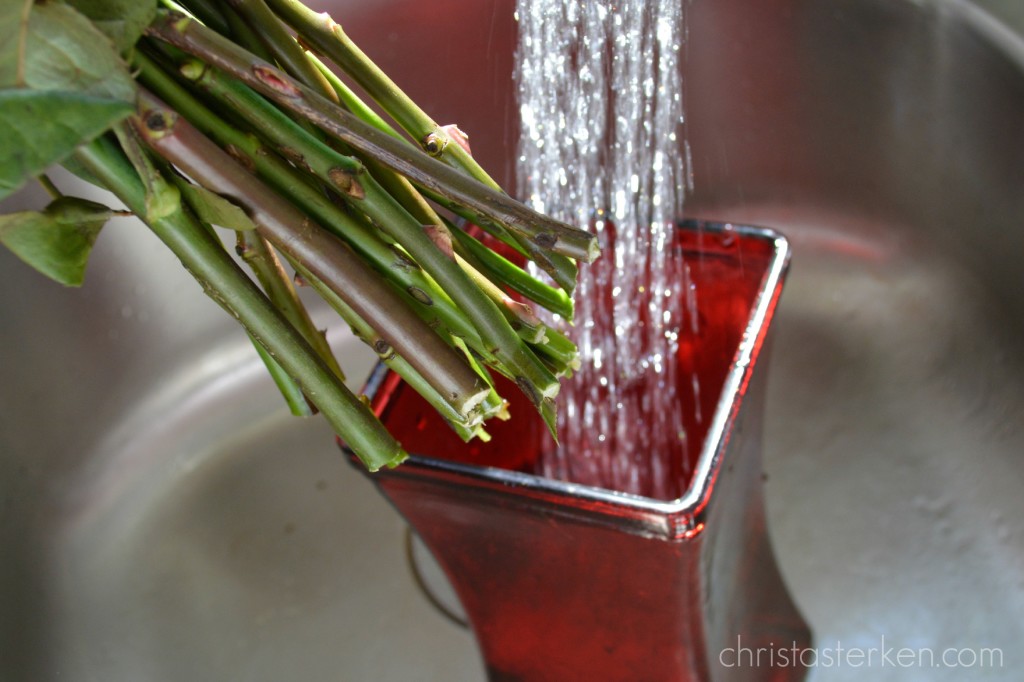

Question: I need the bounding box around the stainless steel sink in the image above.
[2,0,1023,679]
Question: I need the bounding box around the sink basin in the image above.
[2,0,1022,679]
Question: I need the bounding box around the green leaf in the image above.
[176,180,257,232]
[111,122,182,223]
[0,89,133,200]
[64,0,157,54]
[14,2,135,101]
[0,0,137,199]
[59,154,104,188]
[0,196,116,286]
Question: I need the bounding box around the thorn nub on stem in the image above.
[252,65,303,97]
[144,110,170,132]
[422,132,446,157]
[328,167,365,199]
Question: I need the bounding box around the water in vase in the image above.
[515,0,695,498]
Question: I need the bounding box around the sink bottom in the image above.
[30,204,1023,681]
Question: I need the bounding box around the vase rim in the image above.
[355,222,790,539]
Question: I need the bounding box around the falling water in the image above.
[515,0,695,498]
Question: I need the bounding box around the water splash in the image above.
[515,0,694,498]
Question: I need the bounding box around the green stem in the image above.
[249,330,315,417]
[261,0,585,291]
[236,228,345,381]
[265,0,438,155]
[299,263,486,442]
[14,0,31,87]
[414,187,579,293]
[155,130,343,384]
[300,46,575,292]
[264,0,489,187]
[207,3,343,155]
[531,327,580,377]
[220,4,276,62]
[453,251,547,345]
[450,335,509,422]
[36,174,62,200]
[307,52,404,142]
[301,45,562,289]
[176,49,432,260]
[133,93,490,418]
[163,0,231,36]
[224,0,338,102]
[448,225,574,319]
[214,16,439,239]
[351,164,563,405]
[187,58,545,346]
[134,48,493,363]
[146,11,599,268]
[74,135,405,471]
[172,58,560,404]
[165,161,334,413]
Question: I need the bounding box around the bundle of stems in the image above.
[1,0,597,471]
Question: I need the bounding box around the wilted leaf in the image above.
[177,180,257,232]
[65,0,157,54]
[19,2,135,101]
[0,89,133,200]
[0,196,117,286]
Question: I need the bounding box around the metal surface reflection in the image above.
[2,0,1023,680]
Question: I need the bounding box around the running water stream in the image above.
[515,0,695,498]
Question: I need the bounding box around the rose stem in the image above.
[168,58,561,405]
[133,95,491,420]
[75,135,406,471]
[133,49,498,364]
[146,11,599,268]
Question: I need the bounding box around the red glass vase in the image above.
[346,223,811,681]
